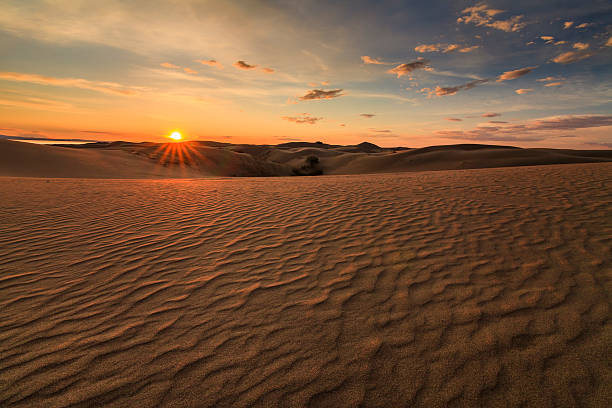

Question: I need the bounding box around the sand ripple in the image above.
[1,163,611,407]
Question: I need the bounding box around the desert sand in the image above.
[0,162,610,407]
[1,139,611,178]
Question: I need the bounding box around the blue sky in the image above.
[0,0,611,147]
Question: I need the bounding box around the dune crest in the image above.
[1,139,610,178]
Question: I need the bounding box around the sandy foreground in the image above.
[0,163,611,407]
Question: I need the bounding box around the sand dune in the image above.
[1,139,610,178]
[0,163,610,407]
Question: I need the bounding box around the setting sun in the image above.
[169,131,182,141]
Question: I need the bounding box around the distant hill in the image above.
[1,138,610,178]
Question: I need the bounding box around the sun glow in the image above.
[169,131,182,141]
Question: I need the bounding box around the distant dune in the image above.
[1,163,610,406]
[1,138,611,178]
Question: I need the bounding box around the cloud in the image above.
[414,43,479,53]
[0,95,73,112]
[436,114,612,142]
[195,59,223,69]
[414,44,440,53]
[515,88,533,94]
[360,113,375,118]
[0,134,98,142]
[482,112,501,117]
[458,45,480,53]
[183,67,197,74]
[299,89,344,100]
[281,114,322,124]
[446,118,462,122]
[262,67,275,74]
[361,56,389,65]
[0,71,144,96]
[576,23,593,29]
[606,37,612,47]
[161,62,180,69]
[433,79,488,96]
[541,36,555,44]
[488,120,508,124]
[233,60,257,70]
[436,115,612,141]
[387,60,430,78]
[537,76,562,82]
[369,128,392,133]
[573,42,589,50]
[457,4,526,32]
[497,66,537,82]
[552,51,593,64]
[544,82,563,87]
[563,21,574,29]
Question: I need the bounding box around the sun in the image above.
[169,131,182,141]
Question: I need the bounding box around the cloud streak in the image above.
[497,66,537,82]
[387,60,430,78]
[196,59,223,69]
[361,56,390,65]
[436,114,612,142]
[281,114,322,124]
[414,44,479,53]
[0,71,145,96]
[433,79,488,96]
[299,89,344,100]
[457,4,526,32]
[233,60,257,70]
[552,51,593,64]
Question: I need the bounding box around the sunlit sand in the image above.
[1,162,610,407]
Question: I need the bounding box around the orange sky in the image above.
[0,1,611,148]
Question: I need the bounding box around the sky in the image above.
[0,0,611,148]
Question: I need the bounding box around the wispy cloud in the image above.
[537,76,563,82]
[183,67,198,74]
[436,114,612,142]
[161,62,180,69]
[360,113,375,118]
[497,66,537,82]
[563,21,574,29]
[573,42,589,50]
[515,88,533,94]
[544,82,563,87]
[196,59,223,69]
[387,60,430,78]
[281,114,322,124]
[299,89,344,100]
[262,67,275,74]
[361,56,390,65]
[482,112,501,117]
[233,60,257,70]
[432,79,488,96]
[415,44,479,53]
[446,117,462,122]
[552,51,593,64]
[0,71,145,96]
[457,4,526,32]
[0,134,98,142]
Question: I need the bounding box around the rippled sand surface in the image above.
[1,163,611,407]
